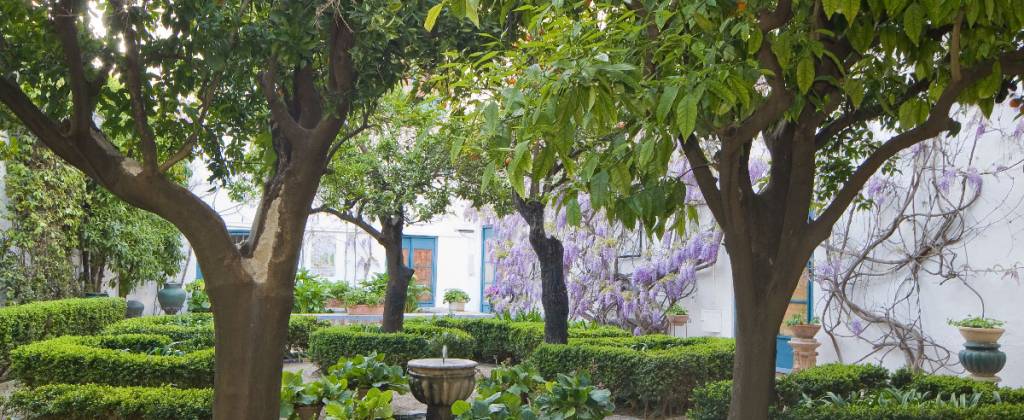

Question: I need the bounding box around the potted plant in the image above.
[785,313,821,339]
[326,281,351,309]
[948,315,1007,382]
[327,352,410,397]
[343,289,386,315]
[665,304,689,326]
[443,289,471,312]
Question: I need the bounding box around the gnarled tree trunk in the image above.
[514,194,569,344]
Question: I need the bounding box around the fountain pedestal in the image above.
[407,358,477,420]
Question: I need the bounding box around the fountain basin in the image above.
[407,358,477,420]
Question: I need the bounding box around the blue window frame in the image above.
[479,226,494,312]
[402,235,437,308]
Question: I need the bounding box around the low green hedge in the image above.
[101,313,329,352]
[529,335,735,415]
[0,297,126,371]
[308,324,475,368]
[10,335,214,388]
[779,403,1024,419]
[3,384,212,420]
[410,317,630,363]
[689,364,1024,420]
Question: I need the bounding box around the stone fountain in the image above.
[407,346,477,420]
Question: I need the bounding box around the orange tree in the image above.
[437,0,1024,418]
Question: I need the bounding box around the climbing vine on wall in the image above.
[0,139,183,303]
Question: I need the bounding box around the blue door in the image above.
[480,227,495,312]
[402,236,437,308]
[776,270,813,372]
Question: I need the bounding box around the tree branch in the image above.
[809,53,1024,241]
[51,0,93,136]
[815,79,930,150]
[758,0,793,32]
[680,135,725,222]
[111,0,158,171]
[312,206,383,241]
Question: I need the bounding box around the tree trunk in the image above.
[208,274,293,420]
[515,195,569,344]
[380,217,415,332]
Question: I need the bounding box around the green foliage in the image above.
[97,333,173,353]
[185,280,211,313]
[343,274,389,306]
[529,336,735,413]
[533,373,615,419]
[452,365,614,420]
[443,288,472,304]
[412,317,629,363]
[0,297,125,371]
[781,402,1024,419]
[293,269,330,314]
[328,282,353,303]
[280,370,350,419]
[327,352,410,394]
[785,313,820,326]
[102,313,327,353]
[948,316,1005,329]
[308,324,475,369]
[9,335,214,388]
[776,363,891,404]
[3,384,213,420]
[0,145,181,301]
[324,387,395,420]
[688,380,735,420]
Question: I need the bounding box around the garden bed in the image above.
[0,297,126,372]
[308,324,476,368]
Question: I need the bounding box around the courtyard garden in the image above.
[3,0,1024,418]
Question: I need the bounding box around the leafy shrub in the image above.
[776,363,890,404]
[9,335,214,388]
[0,297,126,371]
[293,269,329,313]
[3,384,213,420]
[688,380,734,420]
[308,324,475,368]
[96,333,173,353]
[947,315,1005,329]
[411,317,629,363]
[185,280,211,313]
[780,402,1024,419]
[529,335,734,414]
[452,366,614,420]
[103,313,328,352]
[326,352,410,393]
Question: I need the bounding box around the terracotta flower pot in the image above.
[958,327,1004,344]
[346,304,385,315]
[326,298,343,308]
[667,314,689,326]
[789,324,821,339]
[449,301,466,312]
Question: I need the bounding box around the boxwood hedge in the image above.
[308,324,475,368]
[528,335,735,415]
[409,317,630,363]
[3,384,213,420]
[0,297,126,371]
[689,364,1024,420]
[101,313,329,352]
[9,335,214,388]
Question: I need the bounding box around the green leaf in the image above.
[747,29,763,55]
[844,0,861,19]
[464,0,480,27]
[424,2,445,31]
[451,400,471,415]
[657,85,680,123]
[823,0,842,18]
[566,197,582,226]
[676,92,700,138]
[843,79,865,108]
[903,3,924,45]
[590,171,610,207]
[797,56,815,94]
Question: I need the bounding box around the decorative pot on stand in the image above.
[126,300,145,318]
[958,327,1006,382]
[157,283,187,315]
[668,314,689,327]
[408,358,478,420]
[788,324,821,372]
[295,404,323,420]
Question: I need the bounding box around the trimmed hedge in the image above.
[529,335,735,414]
[689,364,1024,420]
[3,384,212,420]
[780,403,1024,419]
[10,335,214,388]
[409,317,630,363]
[0,297,126,370]
[101,313,329,352]
[308,324,475,368]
